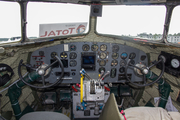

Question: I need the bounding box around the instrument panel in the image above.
[29,42,148,84]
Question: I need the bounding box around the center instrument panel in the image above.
[29,42,148,84]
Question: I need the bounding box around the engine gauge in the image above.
[70,45,76,51]
[39,51,44,56]
[69,52,77,59]
[51,52,57,58]
[100,52,107,59]
[99,67,105,73]
[112,53,118,59]
[130,59,135,65]
[129,53,136,59]
[82,44,90,51]
[100,44,107,51]
[70,60,77,67]
[91,44,98,51]
[60,52,68,59]
[121,52,128,59]
[171,58,180,68]
[111,60,118,66]
[99,60,106,66]
[120,60,127,67]
[112,45,119,52]
[119,67,125,73]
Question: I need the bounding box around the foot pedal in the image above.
[42,92,56,104]
[118,85,132,97]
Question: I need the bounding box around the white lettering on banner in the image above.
[39,23,87,38]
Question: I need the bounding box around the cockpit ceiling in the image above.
[3,0,171,5]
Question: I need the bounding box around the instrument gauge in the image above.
[121,52,128,59]
[100,44,107,51]
[129,53,136,59]
[120,60,127,67]
[91,44,98,51]
[82,44,90,51]
[70,45,76,51]
[69,52,77,59]
[112,45,119,52]
[171,58,180,68]
[100,52,107,59]
[130,59,135,65]
[111,60,118,66]
[39,51,44,56]
[119,67,125,73]
[60,52,68,59]
[99,67,105,73]
[51,52,57,58]
[70,60,77,67]
[112,53,118,59]
[99,60,106,66]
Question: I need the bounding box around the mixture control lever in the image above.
[100,71,110,81]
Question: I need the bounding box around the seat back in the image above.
[99,93,123,120]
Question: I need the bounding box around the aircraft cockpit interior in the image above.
[0,0,180,120]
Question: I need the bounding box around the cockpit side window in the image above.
[0,1,21,44]
[96,5,166,41]
[27,2,90,40]
[168,6,180,44]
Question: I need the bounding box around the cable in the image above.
[0,72,28,93]
[0,115,6,120]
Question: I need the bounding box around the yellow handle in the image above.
[80,74,84,103]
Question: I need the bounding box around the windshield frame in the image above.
[1,1,180,47]
[0,1,91,46]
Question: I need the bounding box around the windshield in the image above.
[168,5,180,44]
[96,5,166,41]
[0,1,21,43]
[27,2,90,39]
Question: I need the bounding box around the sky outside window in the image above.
[96,5,166,41]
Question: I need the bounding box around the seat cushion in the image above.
[168,112,180,120]
[20,111,70,120]
[124,107,173,120]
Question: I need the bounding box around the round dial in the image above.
[100,44,107,51]
[70,60,77,67]
[69,52,77,59]
[130,59,135,65]
[51,52,57,58]
[39,51,44,56]
[82,44,90,51]
[70,45,76,51]
[112,53,118,59]
[111,60,118,66]
[60,52,68,59]
[119,67,125,73]
[121,52,128,59]
[120,60,127,67]
[99,60,106,66]
[99,67,105,73]
[129,53,136,59]
[91,44,98,51]
[112,45,119,52]
[100,52,107,59]
[171,59,180,68]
